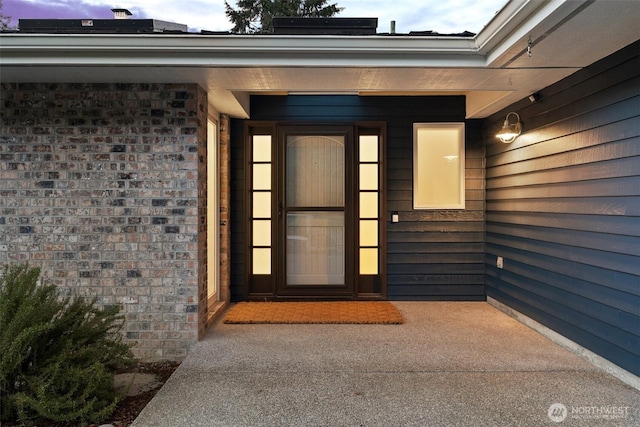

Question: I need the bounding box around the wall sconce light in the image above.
[496,112,522,143]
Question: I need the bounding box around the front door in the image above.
[245,122,385,300]
[277,126,355,297]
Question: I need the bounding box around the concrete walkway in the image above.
[131,302,639,426]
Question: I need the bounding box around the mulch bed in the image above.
[3,360,181,427]
[102,360,181,427]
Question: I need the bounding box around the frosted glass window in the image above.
[252,248,271,275]
[413,123,465,209]
[252,220,271,247]
[359,192,378,219]
[359,248,378,275]
[253,164,271,190]
[287,212,344,285]
[359,220,378,246]
[250,132,273,278]
[359,164,378,191]
[253,135,271,162]
[286,136,344,207]
[253,192,271,218]
[358,131,380,279]
[359,135,378,162]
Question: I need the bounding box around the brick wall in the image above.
[0,83,208,360]
[219,114,231,305]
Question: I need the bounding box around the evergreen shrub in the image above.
[0,263,134,424]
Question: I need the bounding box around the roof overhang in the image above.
[1,0,639,119]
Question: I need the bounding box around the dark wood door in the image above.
[276,126,355,298]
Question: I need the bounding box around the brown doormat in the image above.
[223,301,404,324]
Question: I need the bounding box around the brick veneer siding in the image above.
[0,83,208,360]
[219,114,231,305]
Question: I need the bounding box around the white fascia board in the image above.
[475,0,542,53]
[475,0,584,66]
[0,1,590,71]
[0,33,484,68]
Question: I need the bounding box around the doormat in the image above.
[223,301,403,324]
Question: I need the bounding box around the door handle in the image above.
[278,202,283,218]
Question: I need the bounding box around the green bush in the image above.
[0,263,134,424]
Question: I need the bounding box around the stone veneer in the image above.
[0,83,208,360]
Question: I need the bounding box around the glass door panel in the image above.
[284,135,345,287]
[286,136,345,207]
[287,212,344,285]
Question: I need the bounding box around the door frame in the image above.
[275,125,356,298]
[244,121,387,300]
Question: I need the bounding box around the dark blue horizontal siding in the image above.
[485,241,639,296]
[230,95,485,300]
[485,256,639,327]
[485,40,640,376]
[487,230,638,276]
[487,286,639,376]
[487,211,639,237]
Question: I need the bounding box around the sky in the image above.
[2,0,507,34]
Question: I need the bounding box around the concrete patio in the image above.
[131,302,639,426]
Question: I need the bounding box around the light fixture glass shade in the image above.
[496,112,522,143]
